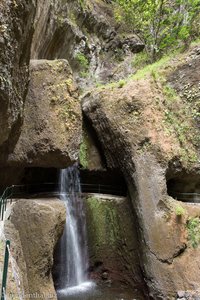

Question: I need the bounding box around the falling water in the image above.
[57,165,94,297]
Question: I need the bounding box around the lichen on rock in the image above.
[8,59,82,168]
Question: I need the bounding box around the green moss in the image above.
[79,130,90,168]
[186,217,200,248]
[118,79,126,88]
[79,140,88,169]
[85,195,140,278]
[175,205,185,217]
[86,197,120,249]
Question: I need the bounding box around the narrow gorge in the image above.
[0,1,200,300]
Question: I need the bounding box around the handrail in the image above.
[1,240,10,300]
[7,183,126,195]
[0,183,127,219]
[170,192,200,203]
[174,192,200,196]
[0,186,13,221]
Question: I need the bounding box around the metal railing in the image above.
[0,187,13,221]
[0,237,22,300]
[0,183,126,197]
[171,192,200,203]
[0,183,127,220]
[1,240,10,300]
[0,182,126,298]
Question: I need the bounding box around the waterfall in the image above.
[57,165,93,296]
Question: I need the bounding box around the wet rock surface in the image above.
[85,194,146,292]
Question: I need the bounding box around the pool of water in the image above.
[57,285,145,300]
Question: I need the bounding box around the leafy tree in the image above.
[114,0,200,61]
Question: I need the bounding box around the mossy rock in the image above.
[85,195,142,287]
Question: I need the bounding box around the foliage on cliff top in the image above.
[114,0,200,61]
[92,42,200,167]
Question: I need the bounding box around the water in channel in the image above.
[57,165,94,298]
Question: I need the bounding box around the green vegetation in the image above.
[132,52,150,69]
[161,79,199,163]
[131,55,171,80]
[78,0,88,11]
[191,37,200,47]
[114,0,200,61]
[186,217,200,248]
[79,132,89,168]
[118,79,126,88]
[175,205,185,217]
[86,197,119,247]
[129,50,199,164]
[162,85,198,163]
[75,52,89,77]
[114,48,124,62]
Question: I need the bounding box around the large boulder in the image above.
[82,46,200,299]
[85,194,146,292]
[0,0,36,147]
[4,198,66,299]
[7,59,82,168]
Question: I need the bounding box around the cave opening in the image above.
[6,166,127,197]
[21,167,59,185]
[13,167,59,196]
[0,167,60,195]
[167,173,200,203]
[80,168,127,196]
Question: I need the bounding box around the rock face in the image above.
[82,47,200,299]
[31,0,144,88]
[79,121,105,170]
[85,194,145,291]
[0,2,83,172]
[1,1,200,299]
[168,45,200,151]
[0,59,82,187]
[4,198,66,299]
[0,0,36,147]
[7,59,82,168]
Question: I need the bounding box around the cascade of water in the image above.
[58,165,89,292]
